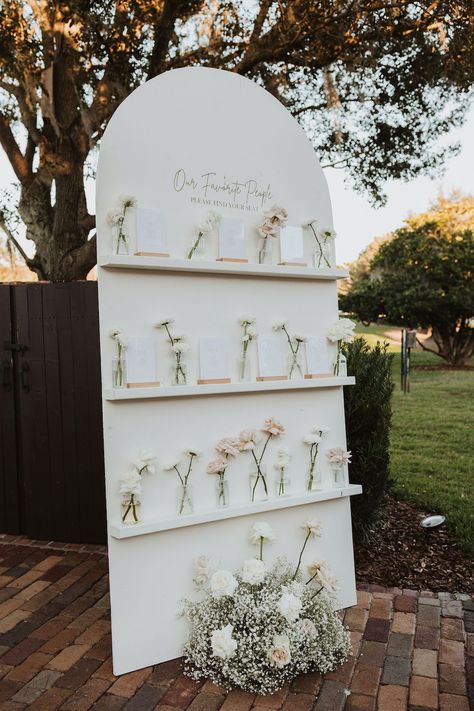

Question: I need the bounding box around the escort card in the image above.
[257,336,286,381]
[135,207,169,256]
[125,337,159,388]
[279,226,307,266]
[198,338,231,384]
[304,336,331,378]
[217,217,247,262]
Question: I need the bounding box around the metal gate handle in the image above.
[1,359,12,391]
[20,361,31,393]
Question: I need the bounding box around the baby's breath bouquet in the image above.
[182,520,350,694]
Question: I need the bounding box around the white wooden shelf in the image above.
[98,255,348,280]
[109,484,362,539]
[104,376,355,400]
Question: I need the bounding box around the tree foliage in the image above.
[343,338,394,541]
[341,196,474,366]
[0,1,473,280]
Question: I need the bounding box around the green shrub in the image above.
[343,337,394,540]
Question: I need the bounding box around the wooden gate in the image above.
[0,282,106,544]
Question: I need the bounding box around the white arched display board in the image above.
[97,67,361,675]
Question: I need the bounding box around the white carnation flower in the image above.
[119,469,142,496]
[274,446,291,468]
[210,570,238,598]
[272,321,287,331]
[248,522,275,545]
[277,591,302,622]
[246,325,258,338]
[241,558,266,585]
[303,433,322,445]
[211,623,237,659]
[302,520,322,537]
[240,315,256,325]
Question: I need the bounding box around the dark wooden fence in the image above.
[0,282,106,544]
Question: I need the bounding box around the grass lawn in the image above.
[356,324,474,557]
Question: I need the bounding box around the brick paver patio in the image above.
[0,537,472,710]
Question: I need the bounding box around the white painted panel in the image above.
[96,67,359,676]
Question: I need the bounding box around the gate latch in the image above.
[3,341,28,354]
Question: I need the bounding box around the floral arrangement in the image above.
[239,418,285,502]
[164,449,201,514]
[119,451,156,524]
[187,210,221,259]
[257,205,288,264]
[303,427,329,491]
[326,448,351,485]
[273,447,291,497]
[307,221,336,268]
[326,318,356,375]
[182,520,349,694]
[238,316,258,381]
[107,195,136,254]
[155,318,189,385]
[207,437,242,508]
[273,321,306,379]
[109,328,128,387]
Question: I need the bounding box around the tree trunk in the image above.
[432,325,474,367]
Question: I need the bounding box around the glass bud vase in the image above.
[187,234,206,260]
[238,354,251,382]
[112,226,130,255]
[313,240,332,269]
[287,352,304,380]
[216,475,229,508]
[170,359,187,386]
[258,236,273,265]
[249,464,269,502]
[331,463,345,486]
[306,464,322,492]
[112,357,126,388]
[121,495,141,524]
[334,352,347,377]
[275,469,290,497]
[177,483,193,515]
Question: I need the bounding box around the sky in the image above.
[1,104,473,266]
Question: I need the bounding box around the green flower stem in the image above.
[278,468,286,495]
[292,530,311,580]
[122,493,138,523]
[333,341,341,375]
[307,443,319,491]
[217,472,227,506]
[187,230,204,259]
[258,235,268,264]
[308,223,331,268]
[259,536,264,561]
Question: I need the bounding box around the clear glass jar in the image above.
[177,483,193,515]
[112,357,126,388]
[249,464,269,502]
[186,233,206,260]
[216,475,229,508]
[258,236,273,265]
[170,358,187,385]
[112,225,130,255]
[287,352,304,380]
[334,352,347,377]
[313,239,332,269]
[331,463,345,486]
[121,495,141,524]
[275,469,290,497]
[307,464,322,492]
[238,354,251,382]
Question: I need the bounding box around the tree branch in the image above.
[0,215,30,265]
[147,0,186,80]
[0,113,32,184]
[415,336,444,359]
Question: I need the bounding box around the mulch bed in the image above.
[354,496,474,593]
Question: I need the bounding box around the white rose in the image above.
[193,555,213,586]
[248,522,275,545]
[241,558,266,585]
[210,570,238,598]
[277,591,302,622]
[211,624,237,659]
[267,634,291,668]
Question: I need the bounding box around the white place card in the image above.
[217,217,247,262]
[198,338,231,383]
[279,226,307,266]
[257,336,286,381]
[135,207,169,256]
[304,336,331,378]
[125,337,159,387]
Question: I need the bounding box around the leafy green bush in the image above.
[343,337,394,540]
